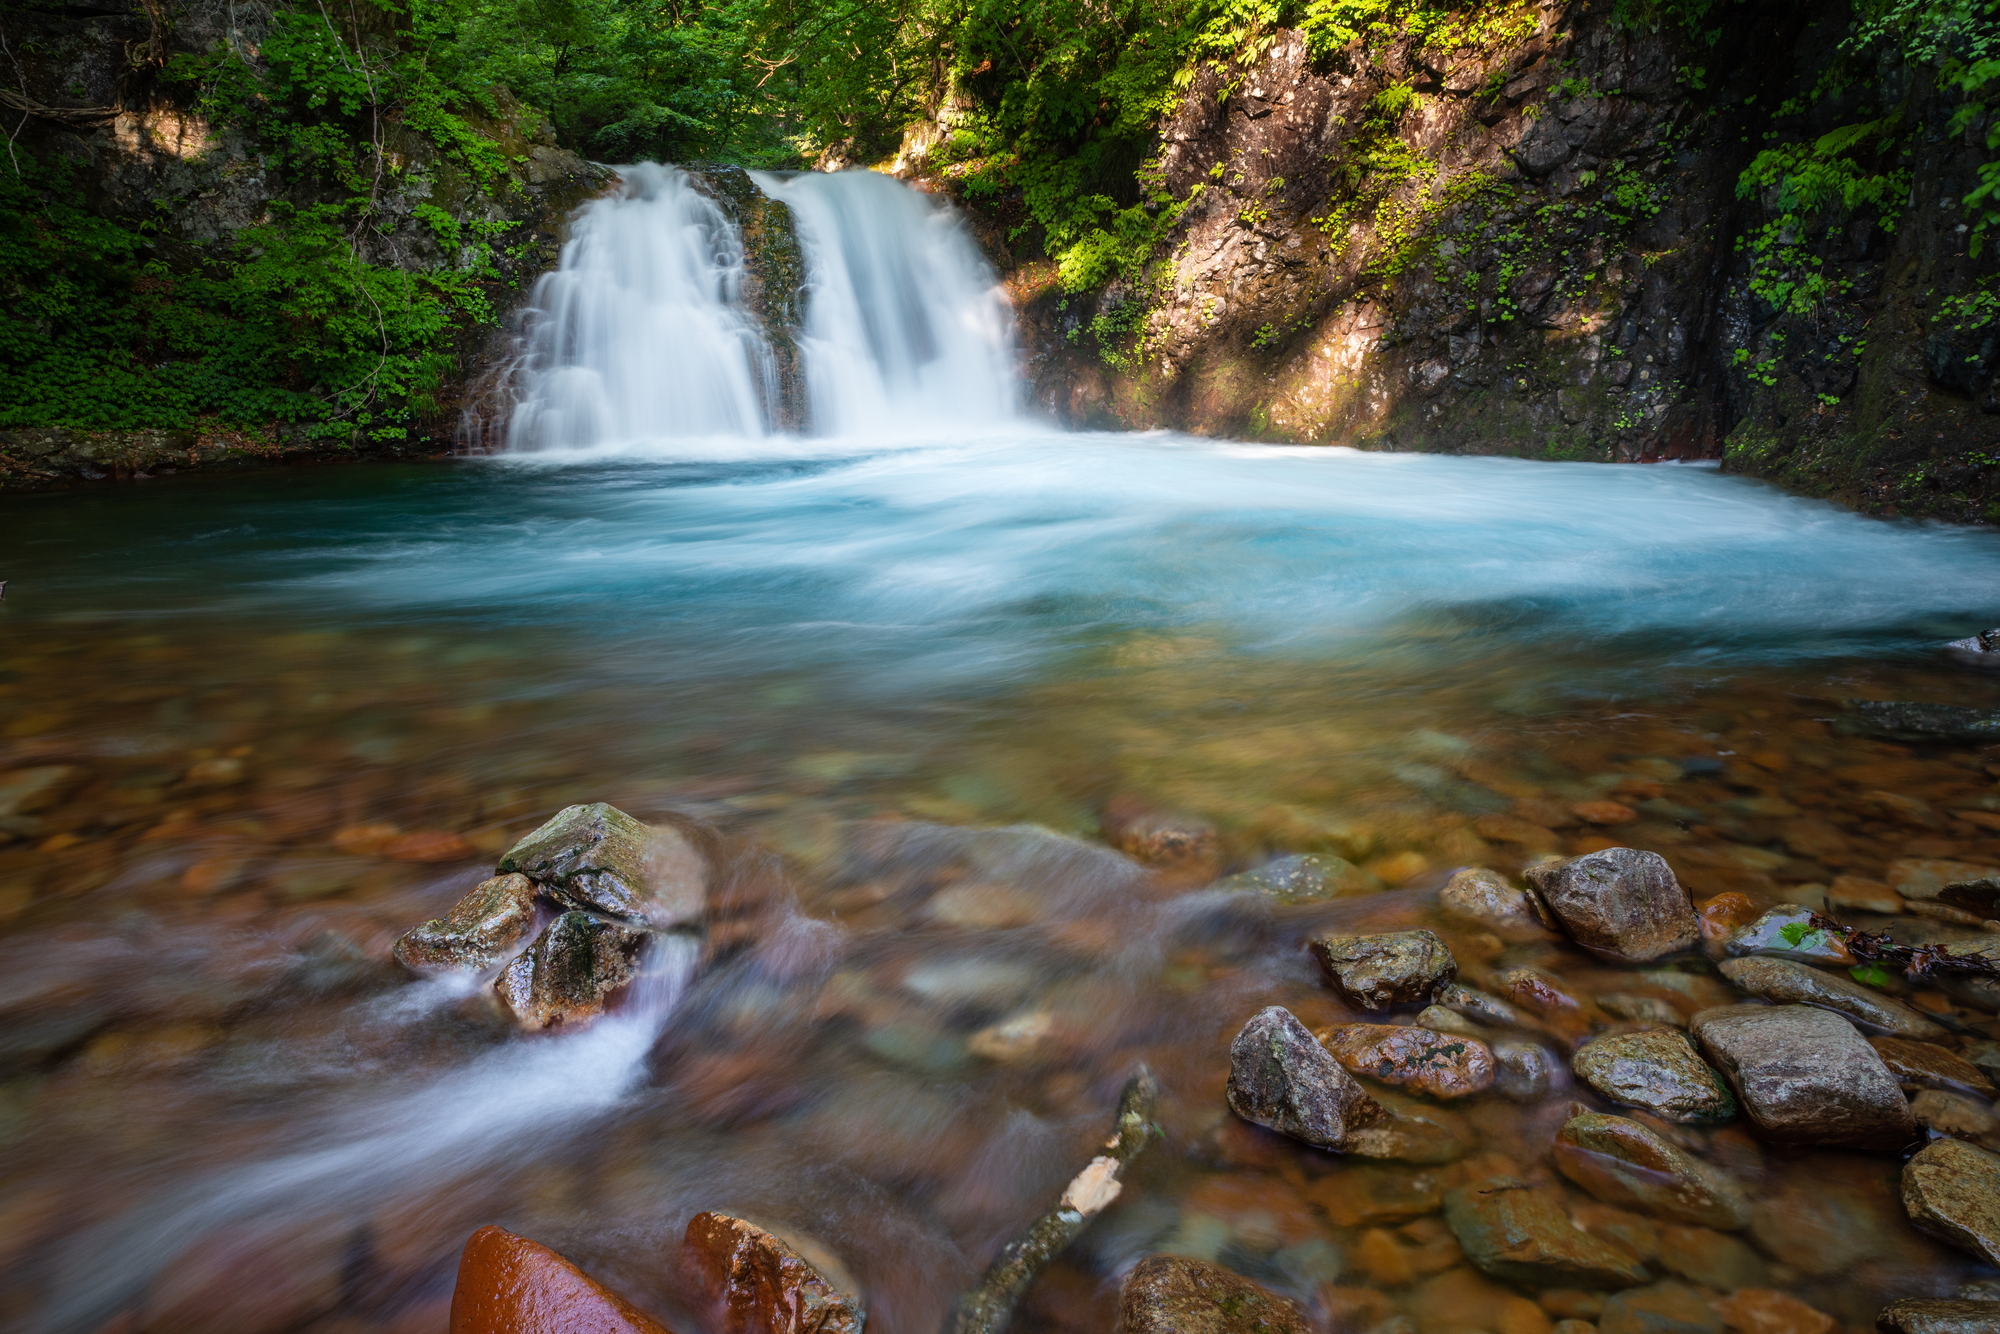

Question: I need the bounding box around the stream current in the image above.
[4,167,2000,1334]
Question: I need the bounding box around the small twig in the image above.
[1808,913,2000,980]
[944,1067,1159,1334]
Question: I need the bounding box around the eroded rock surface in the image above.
[1310,930,1457,1010]
[1524,848,1698,962]
[683,1211,863,1334]
[449,1224,675,1334]
[393,873,540,972]
[1227,1006,1385,1148]
[1571,1028,1735,1123]
[1553,1112,1751,1229]
[1691,1004,1916,1150]
[1443,1176,1649,1288]
[1718,956,1944,1039]
[1902,1138,2000,1266]
[1318,1023,1496,1099]
[1118,1253,1312,1334]
[494,911,648,1030]
[499,803,705,927]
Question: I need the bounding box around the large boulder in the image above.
[1443,1176,1649,1288]
[1571,1029,1736,1124]
[683,1212,862,1334]
[449,1225,675,1334]
[1691,1004,1916,1150]
[1119,1253,1312,1334]
[1718,956,1945,1039]
[499,803,706,928]
[1318,1023,1495,1099]
[1309,930,1458,1010]
[393,873,540,972]
[1438,867,1551,940]
[1226,1006,1385,1149]
[1902,1138,2000,1266]
[494,911,648,1030]
[1524,848,1698,962]
[1553,1112,1751,1229]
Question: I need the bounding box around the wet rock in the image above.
[1302,1164,1446,1225]
[1107,807,1220,868]
[1910,1089,2000,1151]
[1553,1113,1751,1229]
[493,911,648,1030]
[1417,1004,1487,1037]
[1697,893,1764,949]
[1652,1223,1767,1288]
[1837,701,2000,744]
[393,873,540,972]
[1717,956,1945,1038]
[1876,1298,2000,1333]
[1494,966,1588,1017]
[1890,859,2000,918]
[1227,1006,1385,1149]
[1493,1039,1563,1100]
[1118,1253,1312,1334]
[1524,848,1698,962]
[1347,1102,1472,1163]
[1712,1288,1835,1334]
[1691,1004,1915,1149]
[1439,867,1552,940]
[449,1224,674,1334]
[1310,930,1457,1010]
[1444,1176,1648,1288]
[1217,852,1378,903]
[499,803,705,928]
[1947,627,2000,654]
[683,1211,862,1334]
[1436,982,1540,1033]
[1319,1023,1496,1098]
[1869,1037,1999,1097]
[1720,907,1855,966]
[1903,1137,2000,1265]
[1572,1029,1736,1123]
[1597,993,1684,1026]
[1599,1282,1720,1334]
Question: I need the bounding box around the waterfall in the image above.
[500,165,1016,450]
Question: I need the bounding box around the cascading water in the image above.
[502,165,1015,449]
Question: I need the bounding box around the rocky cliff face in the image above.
[924,0,1999,524]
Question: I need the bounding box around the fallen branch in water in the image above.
[944,1066,1159,1334]
[1808,913,2000,980]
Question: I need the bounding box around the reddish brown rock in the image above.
[1118,1253,1312,1334]
[683,1211,863,1334]
[385,830,477,862]
[449,1225,675,1334]
[1869,1037,2000,1097]
[1319,1023,1496,1098]
[395,873,540,972]
[1712,1288,1834,1334]
[1442,1177,1649,1289]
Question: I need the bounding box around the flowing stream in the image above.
[4,168,2000,1334]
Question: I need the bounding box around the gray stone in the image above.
[1310,930,1457,1011]
[498,802,705,927]
[1903,1138,2000,1266]
[1600,1282,1721,1334]
[1554,1112,1752,1229]
[1493,1039,1563,1101]
[1572,1028,1736,1123]
[393,873,541,973]
[1438,867,1551,940]
[1216,853,1378,904]
[1718,955,1946,1039]
[1119,1253,1312,1334]
[1443,1176,1649,1288]
[1877,1299,2000,1334]
[1691,1004,1917,1149]
[1721,906,1856,966]
[1947,627,2000,654]
[1226,1006,1385,1149]
[493,911,648,1030]
[1524,848,1698,962]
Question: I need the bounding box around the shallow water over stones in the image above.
[2,452,2000,1333]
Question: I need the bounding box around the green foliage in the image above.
[1733,121,1909,319]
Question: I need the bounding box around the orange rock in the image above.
[385,830,477,862]
[683,1212,863,1334]
[1571,800,1639,826]
[1694,892,1760,947]
[333,822,401,855]
[1709,1287,1835,1334]
[449,1225,674,1334]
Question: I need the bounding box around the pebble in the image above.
[1439,867,1553,940]
[683,1211,862,1334]
[1710,1288,1835,1334]
[1524,848,1699,962]
[1442,1176,1648,1289]
[1119,1253,1311,1334]
[1717,956,1946,1039]
[1492,1040,1563,1101]
[448,1225,671,1334]
[1571,1029,1736,1124]
[1319,1023,1496,1098]
[1651,1222,1766,1288]
[1310,930,1458,1011]
[1868,1037,1999,1097]
[1599,1281,1720,1334]
[1226,1006,1385,1150]
[1691,1004,1916,1149]
[1435,981,1540,1033]
[1416,1004,1486,1038]
[1552,1113,1751,1229]
[1829,875,1904,915]
[392,873,539,972]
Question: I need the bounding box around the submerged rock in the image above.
[1310,930,1457,1010]
[449,1224,674,1334]
[1318,1023,1495,1099]
[1345,1100,1472,1163]
[1902,1138,2000,1266]
[1572,1029,1736,1123]
[1599,1282,1720,1334]
[1721,907,1856,966]
[1226,1006,1385,1149]
[1492,1039,1563,1101]
[683,1211,863,1334]
[1434,981,1539,1033]
[1524,848,1698,962]
[1438,867,1551,940]
[1553,1112,1751,1229]
[1718,956,1945,1038]
[1216,852,1377,903]
[494,911,648,1030]
[499,802,706,928]
[1876,1298,2000,1333]
[1713,1290,1834,1334]
[1119,1253,1312,1334]
[1910,1090,2000,1151]
[1443,1176,1649,1288]
[1836,701,2000,744]
[1691,1004,1916,1150]
[1869,1037,1998,1097]
[392,872,539,972]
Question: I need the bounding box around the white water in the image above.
[503,166,1015,448]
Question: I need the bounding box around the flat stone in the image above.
[1553,1113,1751,1229]
[1889,858,2000,910]
[1870,1037,1999,1097]
[1442,1176,1649,1289]
[1216,853,1378,904]
[1721,907,1854,966]
[493,911,648,1030]
[1301,1164,1446,1226]
[1310,930,1457,1011]
[1903,1137,2000,1265]
[1439,867,1551,940]
[1319,1023,1496,1098]
[1119,1253,1312,1334]
[1599,1281,1721,1334]
[499,802,705,927]
[393,873,540,972]
[683,1212,862,1334]
[1492,1040,1562,1101]
[1712,1289,1834,1334]
[1572,1029,1736,1124]
[1877,1299,2000,1333]
[1692,1004,1915,1149]
[1910,1089,2000,1152]
[1524,848,1698,962]
[449,1225,675,1334]
[1718,956,1945,1038]
[1227,1006,1385,1149]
